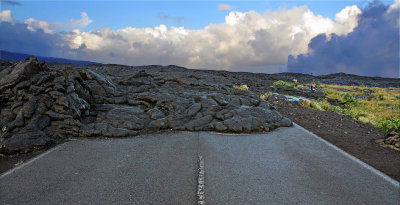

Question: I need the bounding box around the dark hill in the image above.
[0,50,101,65]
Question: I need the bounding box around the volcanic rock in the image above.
[0,57,293,154]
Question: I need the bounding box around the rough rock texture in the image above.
[0,57,292,154]
[374,130,400,151]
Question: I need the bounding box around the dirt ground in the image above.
[268,95,400,182]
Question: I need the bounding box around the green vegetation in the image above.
[233,84,249,91]
[271,80,296,88]
[342,93,358,106]
[299,99,335,112]
[329,106,342,113]
[319,84,400,131]
[260,92,273,100]
[257,79,398,132]
[377,119,400,132]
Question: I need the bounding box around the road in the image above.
[1,124,399,204]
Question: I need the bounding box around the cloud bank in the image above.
[288,1,400,78]
[58,6,360,71]
[1,1,398,78]
[1,6,359,72]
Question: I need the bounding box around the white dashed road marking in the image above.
[197,155,205,205]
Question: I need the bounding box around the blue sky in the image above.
[2,0,392,31]
[1,0,398,77]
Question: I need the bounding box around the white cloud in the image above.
[388,0,400,26]
[69,12,92,28]
[288,1,399,78]
[18,10,92,34]
[225,11,245,25]
[218,4,232,11]
[0,10,15,24]
[335,5,362,34]
[24,18,59,34]
[388,0,400,12]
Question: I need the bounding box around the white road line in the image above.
[0,143,67,179]
[294,123,400,188]
[197,155,205,205]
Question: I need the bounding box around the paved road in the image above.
[1,125,399,204]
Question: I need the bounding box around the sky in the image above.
[1,0,399,77]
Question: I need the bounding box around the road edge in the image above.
[293,123,400,188]
[0,142,67,179]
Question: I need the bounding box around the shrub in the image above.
[377,119,400,132]
[329,106,342,113]
[260,92,273,100]
[233,84,249,90]
[271,80,295,88]
[343,93,357,106]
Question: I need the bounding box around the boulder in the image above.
[147,108,166,120]
[186,103,202,116]
[0,56,42,91]
[97,105,150,130]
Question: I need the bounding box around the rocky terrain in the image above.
[1,57,399,181]
[0,57,292,154]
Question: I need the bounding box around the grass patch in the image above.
[309,100,323,111]
[271,80,296,88]
[298,98,367,120]
[233,84,249,91]
[299,99,333,112]
[320,83,400,131]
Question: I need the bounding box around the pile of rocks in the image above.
[375,130,399,151]
[0,57,292,154]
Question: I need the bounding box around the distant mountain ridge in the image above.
[0,50,101,65]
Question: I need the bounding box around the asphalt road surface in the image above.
[1,124,399,204]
